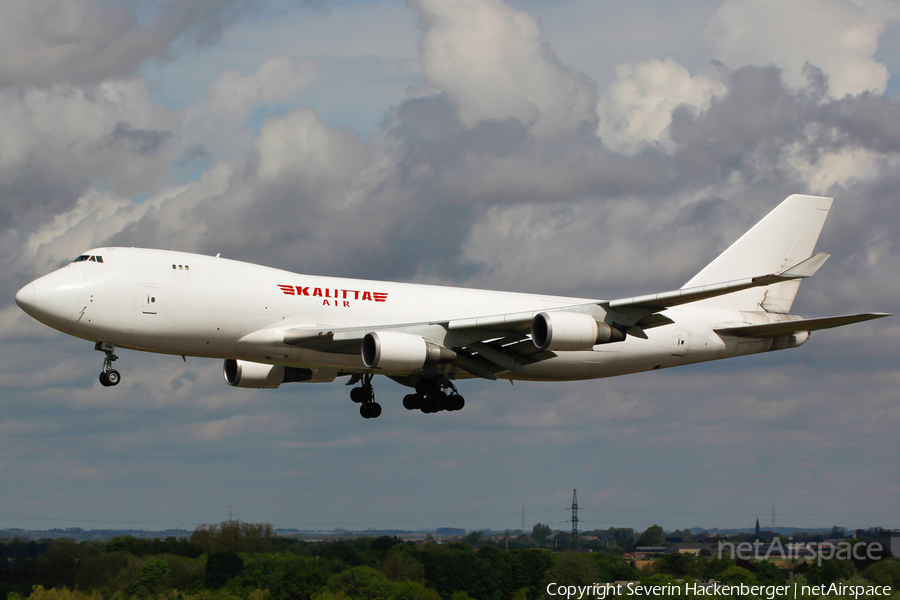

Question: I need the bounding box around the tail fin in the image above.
[683,194,833,312]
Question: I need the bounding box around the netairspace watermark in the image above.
[718,539,884,567]
[545,582,893,599]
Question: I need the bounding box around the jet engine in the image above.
[769,331,809,351]
[361,331,455,372]
[531,311,626,351]
[223,359,336,388]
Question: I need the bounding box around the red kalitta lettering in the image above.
[278,284,388,304]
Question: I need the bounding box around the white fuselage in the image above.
[17,247,788,383]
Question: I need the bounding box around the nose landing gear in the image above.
[95,341,121,387]
[403,377,465,413]
[350,373,382,419]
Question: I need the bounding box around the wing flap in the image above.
[714,313,890,338]
[447,311,536,332]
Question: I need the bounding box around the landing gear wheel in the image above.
[360,402,382,419]
[412,377,464,413]
[448,394,465,411]
[403,394,420,410]
[355,374,381,419]
[105,369,121,387]
[99,372,110,387]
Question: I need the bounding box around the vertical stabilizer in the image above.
[683,195,833,312]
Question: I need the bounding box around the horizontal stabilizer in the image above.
[608,254,830,313]
[714,313,890,338]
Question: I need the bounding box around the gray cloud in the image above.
[0,0,316,88]
[108,121,175,155]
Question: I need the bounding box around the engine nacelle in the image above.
[531,311,626,351]
[769,331,810,351]
[362,331,428,372]
[223,359,337,388]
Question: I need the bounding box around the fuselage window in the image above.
[185,265,189,270]
[179,265,183,270]
[172,264,176,269]
[74,255,89,262]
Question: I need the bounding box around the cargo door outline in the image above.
[141,286,158,314]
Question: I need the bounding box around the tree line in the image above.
[0,520,897,600]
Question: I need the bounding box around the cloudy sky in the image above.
[2,0,899,534]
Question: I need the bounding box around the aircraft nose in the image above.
[15,283,37,314]
[20,268,85,328]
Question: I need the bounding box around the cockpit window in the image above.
[73,255,104,263]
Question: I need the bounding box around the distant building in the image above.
[671,543,713,556]
[629,546,667,558]
[755,518,776,541]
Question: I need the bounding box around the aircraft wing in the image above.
[714,313,891,338]
[278,316,548,380]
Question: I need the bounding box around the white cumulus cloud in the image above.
[597,57,727,155]
[706,0,898,97]
[410,0,597,137]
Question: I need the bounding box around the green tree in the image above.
[540,553,597,597]
[325,566,393,599]
[636,525,666,547]
[863,558,900,588]
[123,557,171,596]
[532,523,551,544]
[381,547,426,582]
[717,565,759,585]
[231,552,330,599]
[750,560,785,584]
[802,555,856,586]
[463,531,483,546]
[655,552,696,577]
[205,550,244,589]
[592,552,639,582]
[17,586,101,600]
[192,520,275,554]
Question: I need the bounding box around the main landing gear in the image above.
[349,375,465,419]
[95,341,121,387]
[402,378,465,414]
[350,373,382,419]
